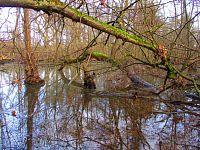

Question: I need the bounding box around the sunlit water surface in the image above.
[0,63,199,150]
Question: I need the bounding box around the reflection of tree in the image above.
[155,100,200,150]
[24,83,42,150]
[77,97,154,149]
[33,70,200,149]
[38,70,156,149]
[110,98,153,149]
[1,65,199,149]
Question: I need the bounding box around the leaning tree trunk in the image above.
[23,9,44,84]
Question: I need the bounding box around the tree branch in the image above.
[0,0,157,51]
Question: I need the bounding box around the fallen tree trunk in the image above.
[126,70,159,93]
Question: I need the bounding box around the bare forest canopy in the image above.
[0,0,199,96]
[0,0,156,50]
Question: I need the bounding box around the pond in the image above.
[0,63,199,150]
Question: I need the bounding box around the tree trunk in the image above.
[23,8,44,84]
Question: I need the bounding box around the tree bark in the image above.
[23,8,44,84]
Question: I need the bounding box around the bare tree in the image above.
[23,8,44,84]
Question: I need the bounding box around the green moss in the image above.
[69,6,85,17]
[168,71,177,79]
[162,58,177,79]
[34,0,157,51]
[91,51,110,59]
[67,7,157,51]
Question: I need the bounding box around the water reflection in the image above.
[0,64,199,150]
[25,84,43,150]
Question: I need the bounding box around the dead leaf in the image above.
[158,45,168,59]
[11,111,16,117]
[101,0,106,6]
[11,79,22,92]
[11,79,20,86]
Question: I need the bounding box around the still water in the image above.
[0,63,199,150]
